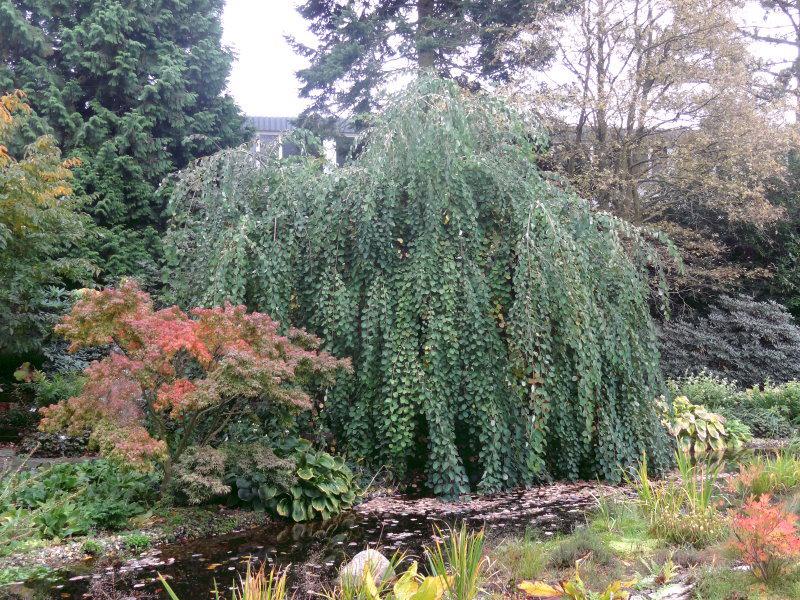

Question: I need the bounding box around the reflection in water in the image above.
[23,483,605,599]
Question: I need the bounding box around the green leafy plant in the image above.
[122,532,151,552]
[668,372,741,409]
[670,373,798,439]
[81,539,103,556]
[5,459,158,538]
[668,396,747,457]
[228,440,358,522]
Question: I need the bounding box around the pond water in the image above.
[21,482,611,599]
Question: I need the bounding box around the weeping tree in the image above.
[163,78,674,495]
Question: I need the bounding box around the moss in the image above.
[0,564,54,586]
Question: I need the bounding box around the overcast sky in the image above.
[222,0,311,118]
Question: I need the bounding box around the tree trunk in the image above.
[417,0,436,69]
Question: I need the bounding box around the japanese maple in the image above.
[40,280,351,485]
[730,494,800,581]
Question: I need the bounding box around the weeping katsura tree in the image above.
[163,78,674,495]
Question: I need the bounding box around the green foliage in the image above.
[227,440,358,522]
[748,382,800,425]
[169,445,230,506]
[224,443,297,511]
[122,532,151,552]
[720,405,793,439]
[670,373,798,438]
[633,452,727,548]
[667,372,741,409]
[28,370,86,407]
[0,0,250,281]
[667,396,750,457]
[81,538,103,556]
[2,459,158,538]
[291,0,564,119]
[0,564,53,586]
[164,77,674,493]
[0,91,96,354]
[659,296,800,386]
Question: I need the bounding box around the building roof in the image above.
[247,116,357,136]
[248,116,294,133]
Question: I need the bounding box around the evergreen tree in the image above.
[0,0,249,281]
[292,0,567,118]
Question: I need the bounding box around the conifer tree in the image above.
[0,0,249,281]
[292,0,566,118]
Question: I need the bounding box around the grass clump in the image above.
[729,452,800,499]
[633,451,727,548]
[161,563,289,600]
[490,531,548,583]
[426,524,487,600]
[694,566,800,600]
[547,527,611,569]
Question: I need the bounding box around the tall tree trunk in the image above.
[417,0,436,69]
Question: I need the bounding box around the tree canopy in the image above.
[0,0,249,281]
[164,78,674,494]
[291,0,568,119]
[517,0,797,300]
[0,91,96,354]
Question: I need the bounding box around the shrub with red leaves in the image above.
[40,279,351,485]
[730,494,800,581]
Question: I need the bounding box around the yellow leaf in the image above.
[412,576,450,600]
[363,571,381,600]
[517,580,564,597]
[394,563,420,600]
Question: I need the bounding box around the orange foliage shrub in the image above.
[41,280,351,478]
[730,494,800,581]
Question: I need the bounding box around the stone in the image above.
[339,549,393,585]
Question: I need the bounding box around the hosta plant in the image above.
[668,396,748,458]
[229,440,358,522]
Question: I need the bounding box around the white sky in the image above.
[222,0,312,117]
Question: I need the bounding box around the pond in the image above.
[17,482,613,599]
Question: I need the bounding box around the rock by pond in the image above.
[5,481,620,599]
